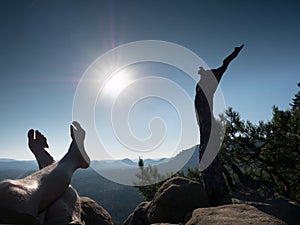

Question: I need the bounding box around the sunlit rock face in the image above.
[185,204,287,225]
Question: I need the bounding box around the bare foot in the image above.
[28,129,54,169]
[69,121,90,169]
[28,130,48,151]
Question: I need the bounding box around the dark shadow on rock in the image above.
[0,207,39,225]
[124,201,151,225]
[232,197,300,225]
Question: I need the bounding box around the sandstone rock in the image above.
[80,197,114,225]
[185,203,287,225]
[232,197,300,225]
[147,177,208,224]
[124,201,151,225]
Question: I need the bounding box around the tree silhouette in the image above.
[195,45,244,206]
[221,83,300,199]
[135,158,165,201]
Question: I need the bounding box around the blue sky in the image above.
[0,0,299,160]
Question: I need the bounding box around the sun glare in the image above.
[103,69,133,98]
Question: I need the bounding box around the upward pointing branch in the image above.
[198,44,244,84]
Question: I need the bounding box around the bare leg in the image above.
[0,121,90,220]
[28,129,83,224]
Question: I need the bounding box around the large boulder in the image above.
[124,177,208,225]
[185,203,287,225]
[124,201,151,225]
[80,197,114,225]
[147,177,208,224]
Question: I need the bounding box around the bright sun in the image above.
[103,69,133,98]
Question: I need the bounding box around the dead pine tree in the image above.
[194,45,244,206]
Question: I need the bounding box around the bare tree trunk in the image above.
[195,45,244,206]
[198,118,232,206]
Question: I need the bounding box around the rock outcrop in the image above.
[232,197,300,225]
[124,176,300,225]
[124,177,208,225]
[185,203,287,225]
[124,201,151,225]
[147,177,208,224]
[80,197,114,225]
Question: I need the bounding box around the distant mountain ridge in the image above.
[0,145,199,172]
[121,157,168,167]
[0,158,18,162]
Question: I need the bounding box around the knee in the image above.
[0,179,26,201]
[0,179,18,193]
[0,179,38,202]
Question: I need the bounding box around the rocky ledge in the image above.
[124,177,300,225]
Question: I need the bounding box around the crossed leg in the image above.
[28,128,83,224]
[0,121,90,224]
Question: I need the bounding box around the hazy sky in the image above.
[0,0,299,160]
